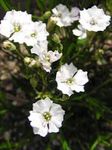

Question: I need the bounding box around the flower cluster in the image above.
[0,10,49,46]
[0,4,111,137]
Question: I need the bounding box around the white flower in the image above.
[51,4,79,27]
[56,63,89,96]
[0,10,32,43]
[79,5,111,32]
[72,24,87,39]
[23,21,49,46]
[31,45,62,72]
[28,97,65,137]
[51,4,71,27]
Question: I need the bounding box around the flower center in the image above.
[14,24,21,32]
[43,112,52,121]
[90,19,96,25]
[31,32,37,37]
[58,12,62,17]
[66,78,74,85]
[45,54,50,61]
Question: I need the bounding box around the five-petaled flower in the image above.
[56,63,89,96]
[0,10,32,43]
[28,97,65,137]
[79,5,111,32]
[51,4,79,27]
[23,21,49,46]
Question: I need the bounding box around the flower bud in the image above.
[52,33,60,44]
[47,18,56,32]
[24,57,31,64]
[56,27,68,39]
[29,59,37,67]
[42,11,51,20]
[2,40,16,51]
[24,57,41,68]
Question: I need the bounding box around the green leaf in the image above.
[0,0,12,11]
[36,0,46,12]
[0,91,6,101]
[30,77,38,89]
[61,137,71,150]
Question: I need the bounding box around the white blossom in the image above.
[0,10,32,43]
[28,97,65,137]
[72,24,87,39]
[51,4,79,27]
[23,21,49,46]
[31,45,62,72]
[56,63,89,96]
[79,5,111,32]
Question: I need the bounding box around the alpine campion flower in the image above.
[0,10,32,43]
[23,21,49,46]
[51,4,79,27]
[56,63,89,96]
[79,5,111,32]
[72,24,87,39]
[31,45,62,72]
[28,97,65,137]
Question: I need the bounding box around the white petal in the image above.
[78,32,87,39]
[0,20,13,37]
[74,70,89,85]
[49,122,59,133]
[73,29,82,36]
[57,82,73,96]
[10,32,25,43]
[58,63,77,79]
[28,112,43,128]
[31,45,43,56]
[33,127,39,134]
[51,114,64,128]
[70,84,85,92]
[33,99,53,113]
[38,124,48,137]
[50,103,65,116]
[70,7,80,22]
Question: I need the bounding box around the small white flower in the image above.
[23,21,49,46]
[79,5,111,32]
[31,45,62,72]
[51,4,79,27]
[28,97,65,137]
[0,10,32,43]
[56,63,89,96]
[73,24,87,39]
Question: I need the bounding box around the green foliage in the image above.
[0,0,13,11]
